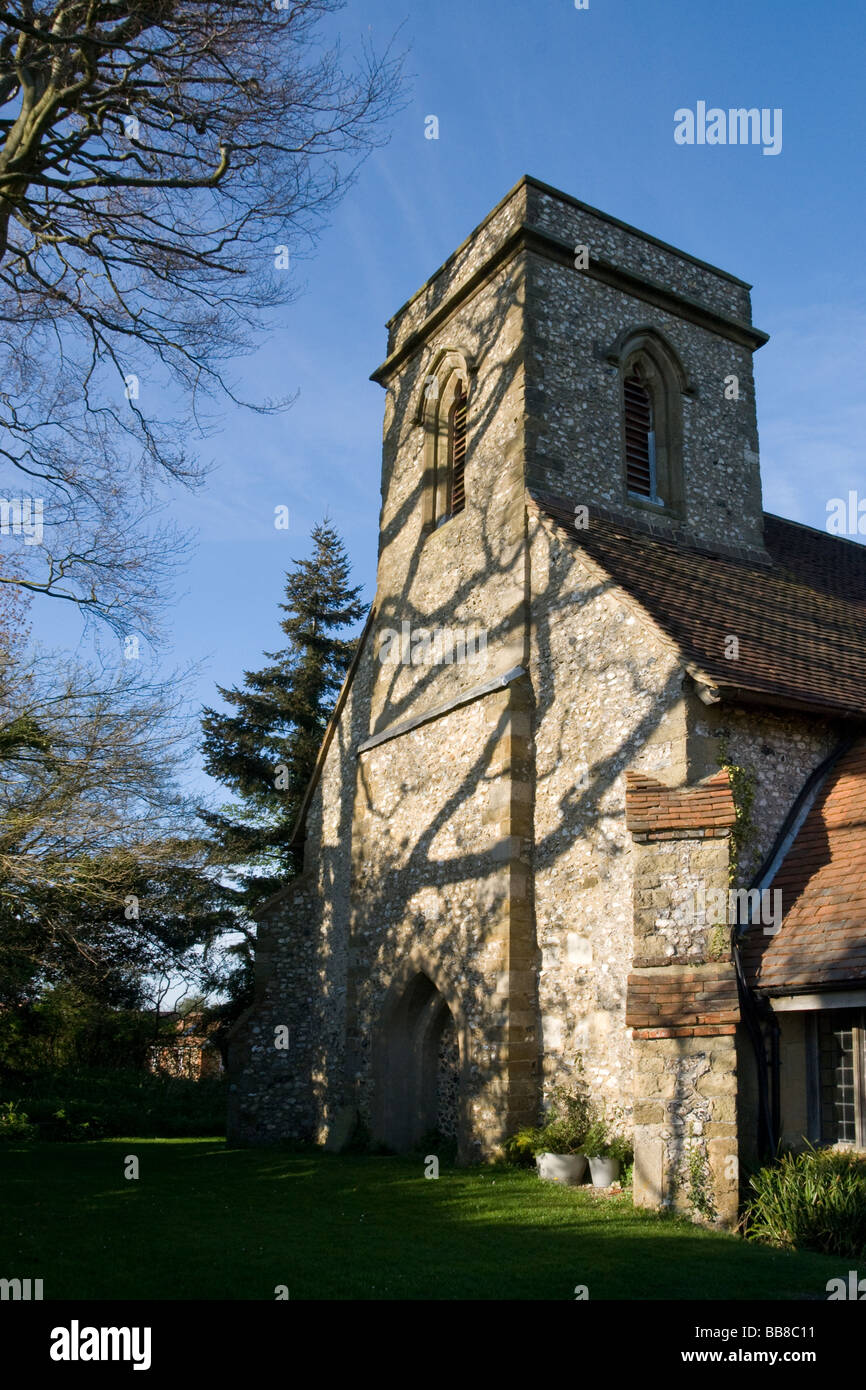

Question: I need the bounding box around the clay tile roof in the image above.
[626,768,736,834]
[743,740,866,993]
[530,491,866,717]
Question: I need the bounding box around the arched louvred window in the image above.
[624,365,657,500]
[448,381,467,515]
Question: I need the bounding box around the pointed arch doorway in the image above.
[372,970,462,1152]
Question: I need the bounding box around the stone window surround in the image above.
[607,326,691,521]
[416,347,476,534]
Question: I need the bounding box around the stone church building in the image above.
[228,176,866,1224]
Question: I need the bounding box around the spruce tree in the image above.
[200,520,365,915]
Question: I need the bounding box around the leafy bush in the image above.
[0,990,161,1074]
[0,1099,38,1143]
[581,1117,632,1164]
[503,1126,545,1166]
[30,1105,105,1143]
[540,1084,594,1155]
[504,1083,592,1162]
[743,1145,866,1258]
[505,1074,634,1166]
[0,1068,226,1141]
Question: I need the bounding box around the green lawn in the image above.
[0,1139,850,1300]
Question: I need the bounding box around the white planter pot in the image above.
[587,1155,621,1188]
[536,1152,587,1185]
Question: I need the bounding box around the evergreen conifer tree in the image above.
[200,520,365,916]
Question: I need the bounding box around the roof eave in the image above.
[709,682,866,722]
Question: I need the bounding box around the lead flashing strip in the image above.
[357,665,527,755]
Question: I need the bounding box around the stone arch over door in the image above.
[371,955,467,1154]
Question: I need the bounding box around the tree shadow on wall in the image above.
[247,260,698,1157]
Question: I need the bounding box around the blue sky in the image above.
[38,0,866,802]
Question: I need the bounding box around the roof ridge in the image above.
[764,510,866,554]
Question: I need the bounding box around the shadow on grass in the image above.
[0,1141,848,1301]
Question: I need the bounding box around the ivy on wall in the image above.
[716,735,757,885]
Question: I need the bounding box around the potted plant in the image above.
[582,1117,632,1188]
[536,1146,588,1186]
[529,1084,591,1186]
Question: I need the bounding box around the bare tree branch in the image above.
[0,2,404,634]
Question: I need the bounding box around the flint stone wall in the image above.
[529,510,688,1121]
[229,178,806,1231]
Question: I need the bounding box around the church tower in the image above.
[229,179,772,1203]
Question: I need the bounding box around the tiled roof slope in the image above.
[743,740,866,994]
[530,492,866,717]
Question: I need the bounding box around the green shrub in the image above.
[581,1117,632,1164]
[503,1127,545,1166]
[32,1105,106,1143]
[0,1068,226,1140]
[533,1093,587,1156]
[743,1145,866,1259]
[505,1074,635,1165]
[504,1083,592,1162]
[0,990,161,1073]
[0,1099,38,1143]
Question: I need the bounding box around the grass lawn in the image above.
[0,1139,850,1300]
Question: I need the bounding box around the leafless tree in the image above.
[0,2,403,635]
[0,641,238,1000]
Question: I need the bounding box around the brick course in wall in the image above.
[626,967,740,1033]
